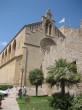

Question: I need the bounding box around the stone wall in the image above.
[0,59,16,84]
[42,36,66,78]
[25,45,43,86]
[14,56,22,85]
[65,29,82,74]
[0,27,26,85]
[41,26,82,95]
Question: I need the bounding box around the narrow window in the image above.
[45,23,48,34]
[72,61,77,73]
[13,40,16,50]
[5,49,7,56]
[2,52,4,59]
[49,24,52,35]
[8,45,11,53]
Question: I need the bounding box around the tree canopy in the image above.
[29,68,44,96]
[46,58,81,94]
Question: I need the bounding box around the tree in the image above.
[46,58,81,95]
[29,69,44,96]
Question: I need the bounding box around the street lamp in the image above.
[19,67,24,99]
[21,67,24,87]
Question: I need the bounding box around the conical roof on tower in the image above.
[46,8,52,16]
[45,8,52,20]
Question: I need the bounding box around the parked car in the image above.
[0,90,8,96]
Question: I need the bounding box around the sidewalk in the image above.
[2,87,20,110]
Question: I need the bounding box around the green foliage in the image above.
[29,69,44,96]
[47,58,81,94]
[70,94,82,110]
[49,92,74,110]
[0,85,13,90]
[0,93,4,97]
[17,96,54,110]
[29,69,44,86]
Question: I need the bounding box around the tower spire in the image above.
[80,19,82,26]
[45,8,52,20]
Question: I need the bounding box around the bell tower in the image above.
[41,8,55,36]
[45,8,52,20]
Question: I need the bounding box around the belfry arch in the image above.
[45,20,52,35]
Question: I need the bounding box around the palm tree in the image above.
[46,58,81,95]
[29,69,44,96]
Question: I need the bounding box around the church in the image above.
[0,9,82,95]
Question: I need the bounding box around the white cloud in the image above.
[0,42,7,46]
[59,18,65,23]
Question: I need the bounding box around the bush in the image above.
[49,92,74,110]
[70,94,82,110]
[0,85,13,90]
[0,92,4,97]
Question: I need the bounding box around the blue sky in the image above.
[0,0,82,51]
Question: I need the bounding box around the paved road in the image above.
[2,87,20,110]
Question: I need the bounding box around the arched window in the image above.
[13,40,16,50]
[5,49,7,56]
[2,52,4,59]
[40,38,56,54]
[8,45,11,54]
[2,52,4,64]
[45,22,48,34]
[72,61,77,73]
[45,21,52,35]
[49,24,52,35]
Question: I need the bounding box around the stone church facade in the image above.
[0,9,82,95]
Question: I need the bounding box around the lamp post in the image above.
[21,67,24,87]
[20,67,24,99]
